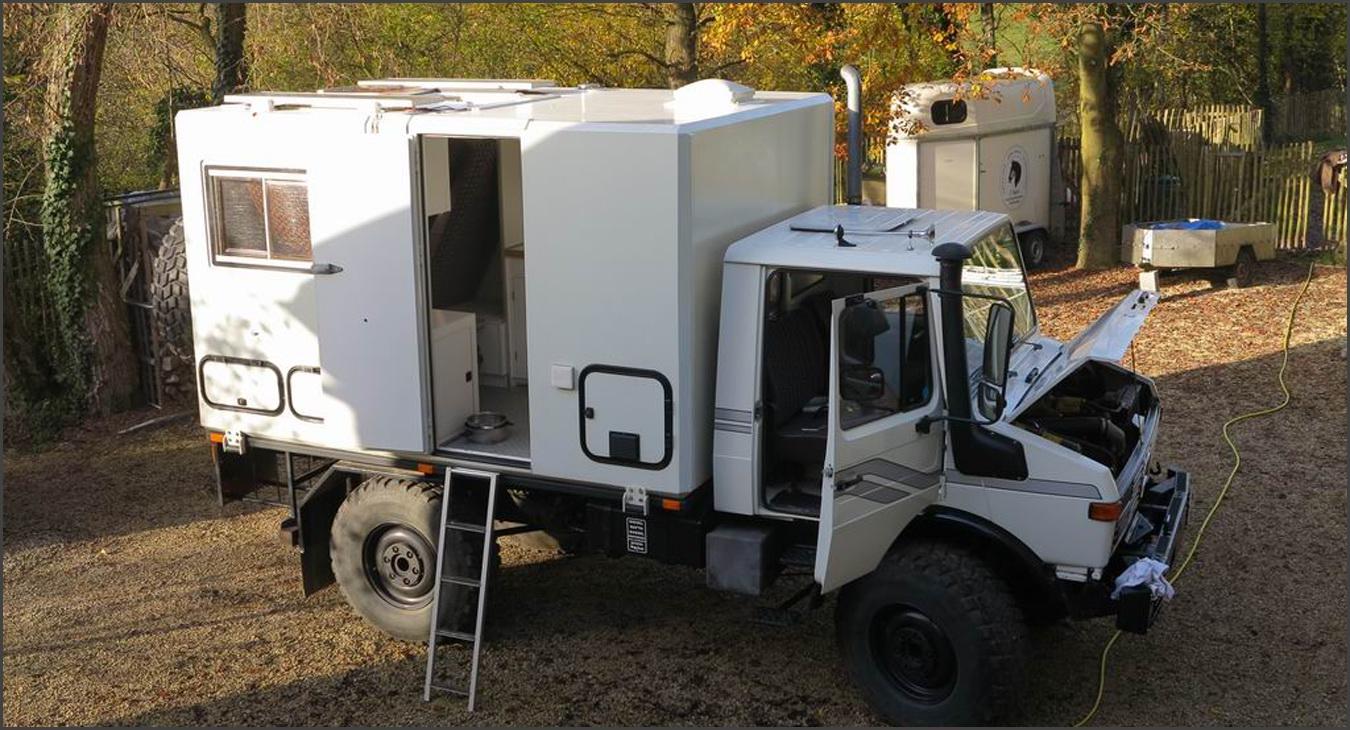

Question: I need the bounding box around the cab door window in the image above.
[837,292,931,430]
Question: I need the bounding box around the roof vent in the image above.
[673,79,754,107]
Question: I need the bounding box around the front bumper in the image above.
[1113,468,1191,633]
[1065,468,1192,633]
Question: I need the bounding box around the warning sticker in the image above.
[625,517,648,554]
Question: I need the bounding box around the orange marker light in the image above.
[415,462,436,475]
[1088,500,1124,522]
[661,498,681,512]
[208,432,225,444]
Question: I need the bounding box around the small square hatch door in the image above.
[578,365,672,470]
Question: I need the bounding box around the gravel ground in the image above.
[3,257,1346,726]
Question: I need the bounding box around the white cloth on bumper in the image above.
[1111,557,1175,601]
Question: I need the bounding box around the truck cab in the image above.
[708,203,1189,721]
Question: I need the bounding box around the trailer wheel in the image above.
[151,218,194,401]
[1019,229,1048,269]
[330,476,478,642]
[836,540,1028,726]
[1231,246,1258,287]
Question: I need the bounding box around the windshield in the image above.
[961,224,1036,368]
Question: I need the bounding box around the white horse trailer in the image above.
[177,73,1190,725]
[886,68,1059,267]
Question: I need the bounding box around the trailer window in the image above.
[207,169,311,266]
[932,99,967,125]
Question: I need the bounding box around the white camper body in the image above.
[177,80,832,498]
[886,68,1058,262]
[180,76,1191,726]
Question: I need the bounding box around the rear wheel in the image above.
[836,541,1028,726]
[1019,229,1049,269]
[331,476,481,642]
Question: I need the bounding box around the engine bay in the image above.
[1014,362,1156,477]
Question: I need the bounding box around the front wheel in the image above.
[836,541,1028,726]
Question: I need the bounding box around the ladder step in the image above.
[445,520,486,534]
[436,628,477,642]
[429,683,470,697]
[440,575,480,588]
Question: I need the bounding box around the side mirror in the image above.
[978,303,1015,420]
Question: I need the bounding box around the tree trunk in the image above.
[40,2,138,415]
[1076,22,1124,270]
[663,3,698,88]
[1255,3,1272,146]
[981,3,998,68]
[212,2,247,103]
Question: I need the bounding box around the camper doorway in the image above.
[420,135,531,466]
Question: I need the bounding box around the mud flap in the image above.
[298,467,354,595]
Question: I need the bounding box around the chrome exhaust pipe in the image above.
[840,64,863,205]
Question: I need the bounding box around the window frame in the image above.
[205,166,312,271]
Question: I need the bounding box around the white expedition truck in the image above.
[176,73,1190,725]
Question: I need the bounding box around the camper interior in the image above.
[758,268,927,517]
[420,135,530,465]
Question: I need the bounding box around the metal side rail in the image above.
[423,468,499,710]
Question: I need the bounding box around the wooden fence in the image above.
[1061,137,1328,249]
[1270,88,1347,142]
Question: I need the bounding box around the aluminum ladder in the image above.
[423,468,499,710]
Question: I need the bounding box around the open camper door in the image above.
[815,285,946,593]
[307,118,429,453]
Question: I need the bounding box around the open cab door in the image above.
[307,117,430,453]
[815,285,946,593]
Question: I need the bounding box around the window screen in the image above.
[208,169,311,266]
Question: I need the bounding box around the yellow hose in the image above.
[1073,260,1318,727]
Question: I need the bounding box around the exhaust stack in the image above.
[840,64,862,206]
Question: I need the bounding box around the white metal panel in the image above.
[581,371,668,464]
[712,263,766,516]
[522,127,684,493]
[307,118,430,453]
[977,127,1052,230]
[885,139,920,208]
[200,359,283,414]
[176,107,327,444]
[430,310,478,444]
[919,139,978,211]
[815,285,945,593]
[686,100,833,494]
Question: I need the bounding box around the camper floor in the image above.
[439,385,531,464]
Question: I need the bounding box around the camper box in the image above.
[885,68,1059,262]
[176,79,832,499]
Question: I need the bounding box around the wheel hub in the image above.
[365,525,435,609]
[872,606,958,703]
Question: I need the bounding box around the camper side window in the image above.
[207,169,312,267]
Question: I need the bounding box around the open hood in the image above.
[1009,290,1158,417]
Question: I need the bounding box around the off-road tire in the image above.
[836,540,1028,726]
[151,218,194,401]
[331,476,484,642]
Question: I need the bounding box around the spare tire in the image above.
[151,218,194,401]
